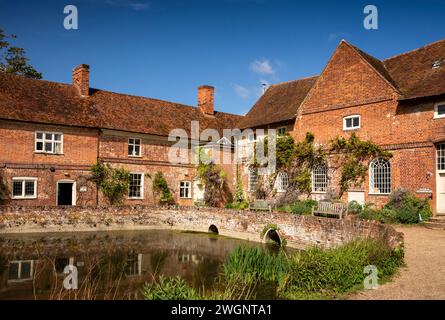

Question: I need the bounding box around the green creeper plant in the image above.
[91,161,131,205]
[152,172,174,205]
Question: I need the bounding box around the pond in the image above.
[0,230,281,300]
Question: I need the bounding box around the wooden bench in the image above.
[312,201,347,219]
[249,199,272,212]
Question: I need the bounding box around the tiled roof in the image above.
[0,72,242,137]
[241,38,445,128]
[384,39,445,100]
[238,76,318,129]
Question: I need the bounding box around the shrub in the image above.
[379,206,398,224]
[419,201,432,221]
[385,188,432,224]
[141,276,199,300]
[358,203,379,221]
[347,201,363,215]
[225,201,249,210]
[278,199,317,215]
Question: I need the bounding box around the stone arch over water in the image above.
[208,224,219,234]
[263,228,282,246]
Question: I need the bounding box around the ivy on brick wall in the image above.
[196,147,232,207]
[152,172,174,206]
[0,170,9,203]
[90,161,131,205]
[262,132,325,199]
[259,132,390,203]
[330,133,392,194]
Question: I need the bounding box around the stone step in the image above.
[429,217,445,223]
[424,222,445,230]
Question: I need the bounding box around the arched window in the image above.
[369,158,391,194]
[275,172,289,193]
[312,163,328,193]
[248,167,258,193]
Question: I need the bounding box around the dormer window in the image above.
[343,115,361,131]
[434,102,445,119]
[432,59,443,69]
[277,127,287,136]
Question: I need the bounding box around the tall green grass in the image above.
[142,239,404,300]
[223,246,292,285]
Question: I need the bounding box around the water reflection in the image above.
[0,230,270,300]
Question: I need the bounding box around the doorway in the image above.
[57,181,76,206]
[437,173,445,214]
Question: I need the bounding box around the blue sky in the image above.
[1,0,444,115]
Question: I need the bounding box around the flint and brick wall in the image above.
[0,206,403,250]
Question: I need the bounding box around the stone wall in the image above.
[0,206,403,250]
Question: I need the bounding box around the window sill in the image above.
[34,152,64,156]
[368,193,390,196]
[128,197,144,200]
[12,197,37,200]
[343,127,360,131]
[128,155,142,158]
[311,191,327,194]
[179,197,192,200]
[433,115,445,119]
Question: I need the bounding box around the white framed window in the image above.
[369,158,391,194]
[434,102,445,119]
[275,172,289,193]
[8,260,34,282]
[128,173,144,199]
[277,127,287,136]
[437,143,445,171]
[248,167,258,193]
[35,131,63,154]
[128,138,141,157]
[12,177,37,199]
[248,132,256,143]
[343,115,361,130]
[312,164,328,193]
[179,181,192,199]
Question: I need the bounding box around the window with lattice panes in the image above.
[312,164,328,192]
[369,158,391,194]
[129,173,144,199]
[275,172,289,192]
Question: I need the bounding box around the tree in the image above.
[0,28,42,79]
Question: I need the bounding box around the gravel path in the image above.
[351,226,445,300]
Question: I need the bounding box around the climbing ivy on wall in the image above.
[262,132,326,198]
[0,169,9,204]
[152,172,174,206]
[195,147,232,207]
[329,133,392,194]
[91,161,131,205]
[259,132,391,203]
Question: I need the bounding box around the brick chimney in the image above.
[72,64,90,97]
[198,85,214,115]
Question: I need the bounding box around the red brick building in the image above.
[1,38,445,216]
[0,65,240,207]
[240,39,445,215]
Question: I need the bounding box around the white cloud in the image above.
[250,59,275,75]
[105,0,150,11]
[233,84,250,99]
